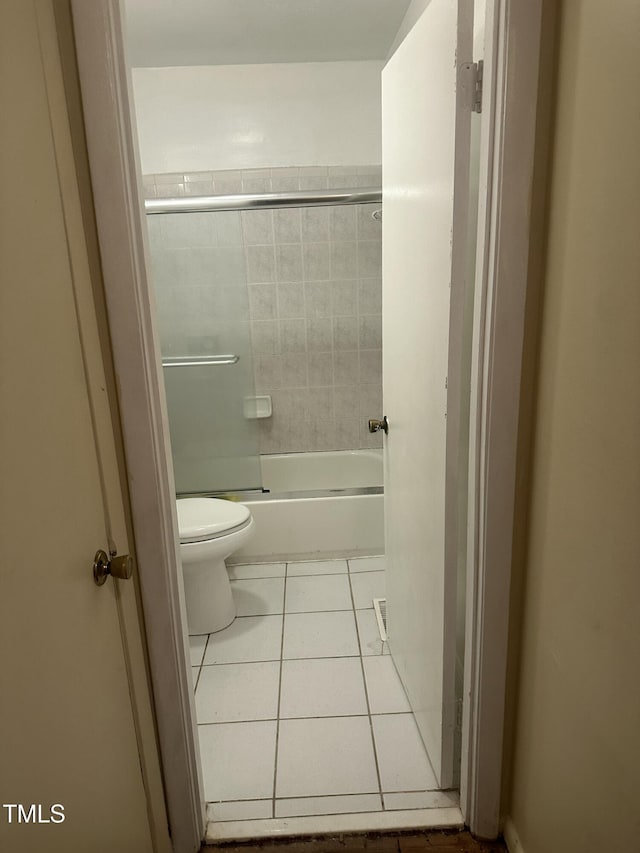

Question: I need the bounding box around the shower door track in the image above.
[178,486,384,501]
[145,186,382,215]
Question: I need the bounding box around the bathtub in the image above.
[231,449,384,562]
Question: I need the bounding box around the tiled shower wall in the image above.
[145,166,383,454]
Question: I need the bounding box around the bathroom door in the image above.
[0,3,167,850]
[382,0,474,788]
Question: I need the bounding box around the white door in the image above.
[0,4,166,851]
[382,0,474,788]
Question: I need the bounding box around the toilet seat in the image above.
[176,497,251,543]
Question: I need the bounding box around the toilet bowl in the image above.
[176,497,255,635]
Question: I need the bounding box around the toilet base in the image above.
[183,555,236,635]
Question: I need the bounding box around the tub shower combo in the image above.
[146,179,384,599]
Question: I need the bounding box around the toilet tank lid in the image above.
[176,497,251,541]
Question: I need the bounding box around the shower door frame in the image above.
[70,0,547,846]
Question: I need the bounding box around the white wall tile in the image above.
[146,164,382,454]
[303,243,331,281]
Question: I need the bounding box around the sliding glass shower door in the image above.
[146,210,262,495]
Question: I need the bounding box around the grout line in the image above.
[231,606,378,619]
[201,554,429,828]
[202,652,361,667]
[198,718,279,728]
[231,607,362,618]
[211,802,451,822]
[198,718,279,727]
[209,787,441,806]
[229,574,287,580]
[200,658,282,668]
[194,633,212,691]
[280,710,411,720]
[197,711,412,727]
[271,569,287,818]
[347,570,385,810]
[285,571,351,578]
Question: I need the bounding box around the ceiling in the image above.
[124,0,412,67]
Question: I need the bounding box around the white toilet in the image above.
[176,497,255,635]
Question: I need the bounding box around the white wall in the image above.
[388,0,485,58]
[131,61,383,174]
[387,0,432,56]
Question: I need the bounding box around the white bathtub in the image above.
[232,450,384,562]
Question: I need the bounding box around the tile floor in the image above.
[189,556,444,823]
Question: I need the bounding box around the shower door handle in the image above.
[368,416,389,435]
[161,355,239,367]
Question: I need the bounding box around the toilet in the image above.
[176,497,255,635]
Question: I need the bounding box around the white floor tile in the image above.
[383,791,457,810]
[285,574,352,613]
[355,609,388,656]
[204,615,283,665]
[207,800,273,822]
[229,562,286,579]
[196,661,280,723]
[287,560,348,576]
[198,720,277,802]
[230,577,285,616]
[348,556,385,573]
[276,717,379,798]
[350,571,386,610]
[275,793,382,818]
[363,657,411,714]
[283,611,360,659]
[372,714,438,792]
[188,634,207,666]
[280,658,367,718]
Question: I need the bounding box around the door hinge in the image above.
[472,60,483,113]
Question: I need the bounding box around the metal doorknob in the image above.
[368,416,389,434]
[93,549,134,586]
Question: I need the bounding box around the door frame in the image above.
[70,0,545,844]
[70,3,204,852]
[460,0,547,838]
